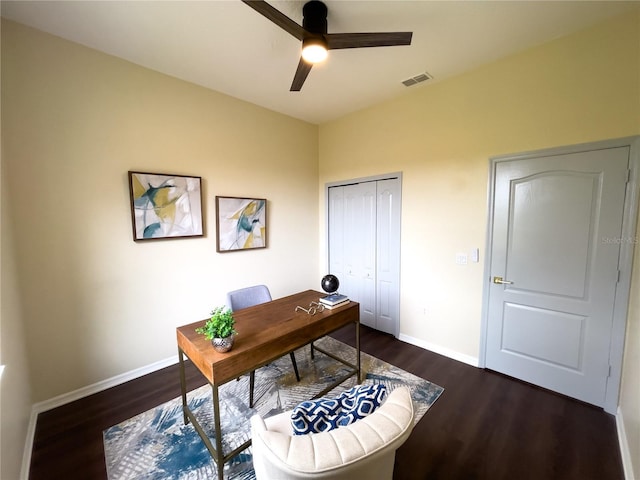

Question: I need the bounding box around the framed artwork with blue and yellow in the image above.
[215,196,267,252]
[128,171,203,241]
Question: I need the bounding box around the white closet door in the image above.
[343,182,376,327]
[328,176,401,336]
[328,187,345,282]
[376,179,401,336]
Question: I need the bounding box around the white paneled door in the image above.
[485,146,630,408]
[375,179,402,334]
[344,181,377,327]
[328,176,401,336]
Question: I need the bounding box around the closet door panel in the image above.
[328,187,345,283]
[360,183,377,327]
[342,186,360,304]
[343,183,376,327]
[376,179,401,335]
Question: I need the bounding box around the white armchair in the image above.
[250,386,414,479]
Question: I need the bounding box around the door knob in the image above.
[493,276,514,285]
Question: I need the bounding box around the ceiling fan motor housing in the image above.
[303,1,328,35]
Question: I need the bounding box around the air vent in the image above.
[402,72,432,87]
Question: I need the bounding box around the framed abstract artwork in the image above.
[128,171,204,241]
[215,196,267,252]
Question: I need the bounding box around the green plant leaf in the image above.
[195,306,236,340]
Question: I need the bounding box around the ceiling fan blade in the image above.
[326,32,412,50]
[290,58,313,92]
[242,0,306,41]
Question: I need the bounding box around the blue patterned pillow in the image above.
[291,384,388,435]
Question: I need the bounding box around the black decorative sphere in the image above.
[321,274,340,294]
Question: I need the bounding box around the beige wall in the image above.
[1,18,319,476]
[319,10,640,476]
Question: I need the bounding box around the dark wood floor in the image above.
[29,325,623,480]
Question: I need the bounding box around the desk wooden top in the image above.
[176,290,359,385]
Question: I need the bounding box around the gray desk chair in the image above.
[227,285,301,408]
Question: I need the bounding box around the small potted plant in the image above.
[196,306,237,352]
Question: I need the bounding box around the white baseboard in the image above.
[31,354,179,415]
[20,354,179,480]
[398,333,479,367]
[616,407,636,480]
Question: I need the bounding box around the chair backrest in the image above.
[226,285,272,311]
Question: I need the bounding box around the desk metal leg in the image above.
[355,321,361,382]
[212,384,225,480]
[178,348,188,424]
[176,349,245,479]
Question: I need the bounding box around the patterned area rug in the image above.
[103,336,444,480]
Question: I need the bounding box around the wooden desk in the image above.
[176,289,360,479]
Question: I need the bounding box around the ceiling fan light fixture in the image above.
[302,37,328,63]
[242,0,412,90]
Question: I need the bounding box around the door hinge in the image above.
[626,169,632,184]
[617,269,622,283]
[608,365,612,378]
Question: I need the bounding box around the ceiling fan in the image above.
[242,0,413,91]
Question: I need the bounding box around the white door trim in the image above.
[325,172,403,189]
[479,137,639,414]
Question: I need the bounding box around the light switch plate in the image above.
[456,253,468,265]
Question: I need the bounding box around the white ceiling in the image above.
[2,1,638,124]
